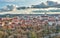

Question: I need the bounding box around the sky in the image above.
[0,0,60,8]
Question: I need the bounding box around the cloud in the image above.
[4,0,27,2]
[4,0,16,2]
[49,0,60,3]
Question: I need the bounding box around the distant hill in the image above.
[31,1,60,8]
